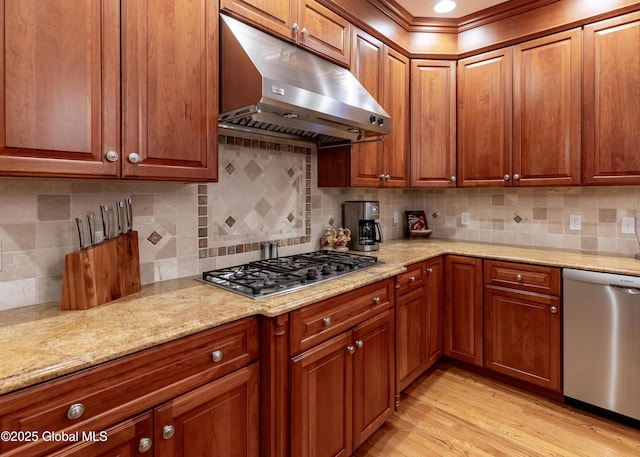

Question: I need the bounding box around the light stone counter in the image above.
[1,238,639,396]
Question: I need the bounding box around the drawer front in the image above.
[484,260,560,295]
[290,278,394,354]
[0,317,259,457]
[396,262,425,295]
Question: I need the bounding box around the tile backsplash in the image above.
[1,131,640,310]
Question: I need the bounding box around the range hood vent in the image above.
[219,14,391,146]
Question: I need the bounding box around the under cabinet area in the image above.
[0,317,259,457]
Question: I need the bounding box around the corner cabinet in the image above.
[457,29,581,187]
[0,0,218,181]
[583,11,640,185]
[220,0,351,66]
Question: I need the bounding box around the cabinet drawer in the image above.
[0,317,259,457]
[290,279,393,354]
[396,262,425,295]
[484,260,560,295]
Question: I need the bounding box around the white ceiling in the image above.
[395,0,510,19]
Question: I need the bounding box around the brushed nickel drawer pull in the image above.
[355,339,363,348]
[138,437,152,453]
[322,316,332,326]
[211,350,223,363]
[346,345,356,354]
[409,276,416,282]
[162,425,176,439]
[67,403,85,420]
[516,274,523,281]
[373,296,381,304]
[550,306,558,314]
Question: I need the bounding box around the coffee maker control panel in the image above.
[363,202,379,219]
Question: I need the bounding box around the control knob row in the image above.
[369,114,385,127]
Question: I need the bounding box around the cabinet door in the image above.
[154,363,260,457]
[299,0,351,66]
[396,286,427,392]
[411,60,457,187]
[0,0,120,178]
[381,47,410,188]
[352,310,394,448]
[444,256,483,366]
[584,11,640,185]
[122,0,218,181]
[220,0,296,40]
[513,29,581,187]
[49,412,153,457]
[291,332,353,457]
[350,28,384,187]
[484,287,561,391]
[458,48,512,187]
[425,257,444,369]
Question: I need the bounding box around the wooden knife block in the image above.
[60,231,141,310]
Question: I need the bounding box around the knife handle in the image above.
[101,205,110,240]
[116,201,124,235]
[75,217,85,250]
[87,213,95,245]
[125,197,133,232]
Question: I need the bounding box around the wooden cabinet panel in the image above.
[484,260,561,295]
[584,11,640,185]
[444,255,483,366]
[458,48,512,187]
[484,287,561,391]
[513,29,581,186]
[411,60,457,187]
[154,363,260,457]
[0,0,120,178]
[352,309,394,448]
[290,331,353,457]
[299,0,351,65]
[425,257,444,369]
[122,0,218,181]
[220,0,296,39]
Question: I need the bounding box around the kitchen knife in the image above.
[75,217,85,250]
[125,197,133,232]
[100,205,110,240]
[87,213,95,245]
[116,201,124,235]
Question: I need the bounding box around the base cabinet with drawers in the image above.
[0,317,260,457]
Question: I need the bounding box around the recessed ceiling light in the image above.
[433,0,457,14]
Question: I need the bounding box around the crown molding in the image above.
[457,0,560,31]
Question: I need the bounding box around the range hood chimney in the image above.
[219,14,391,146]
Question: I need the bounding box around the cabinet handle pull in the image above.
[105,150,119,162]
[503,174,510,181]
[292,22,299,31]
[322,316,332,326]
[346,345,356,354]
[379,173,385,179]
[162,425,176,440]
[128,152,141,163]
[513,173,521,180]
[427,267,433,273]
[373,296,381,304]
[409,276,416,282]
[516,274,523,281]
[67,403,85,420]
[384,174,390,180]
[211,350,223,363]
[138,437,152,453]
[355,339,363,348]
[450,175,456,182]
[301,27,308,36]
[550,306,558,314]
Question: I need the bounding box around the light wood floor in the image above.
[355,363,640,457]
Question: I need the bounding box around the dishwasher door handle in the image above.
[610,284,640,295]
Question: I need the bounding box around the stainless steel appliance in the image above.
[343,201,383,252]
[219,14,391,145]
[201,250,378,299]
[563,268,640,422]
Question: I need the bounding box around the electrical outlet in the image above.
[621,216,636,234]
[393,211,399,224]
[569,215,581,231]
[461,212,470,226]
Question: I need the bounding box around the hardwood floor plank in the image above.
[355,363,640,457]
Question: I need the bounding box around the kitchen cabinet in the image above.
[583,11,640,185]
[444,255,483,366]
[410,60,457,187]
[0,0,218,181]
[484,260,561,392]
[220,0,351,66]
[289,279,394,457]
[396,257,443,396]
[457,29,581,187]
[0,317,259,457]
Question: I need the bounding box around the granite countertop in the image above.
[2,239,639,396]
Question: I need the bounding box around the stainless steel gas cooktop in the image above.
[200,250,379,298]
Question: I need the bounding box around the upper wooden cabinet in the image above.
[220,0,351,65]
[458,29,581,187]
[410,59,457,187]
[0,0,218,181]
[583,11,640,185]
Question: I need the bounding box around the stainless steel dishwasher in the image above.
[563,268,640,422]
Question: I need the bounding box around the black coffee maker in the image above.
[343,201,383,251]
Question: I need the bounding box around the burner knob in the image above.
[306,269,318,280]
[321,265,332,275]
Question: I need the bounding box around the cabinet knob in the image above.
[516,274,523,281]
[346,345,356,354]
[322,316,332,326]
[450,176,456,182]
[513,173,521,180]
[379,173,385,179]
[138,437,152,453]
[301,27,308,36]
[105,150,119,162]
[162,425,176,440]
[292,23,299,31]
[211,350,223,363]
[550,306,558,314]
[66,403,85,420]
[384,174,390,180]
[503,174,510,181]
[373,296,381,304]
[409,275,416,282]
[427,267,433,273]
[355,339,364,349]
[128,152,141,163]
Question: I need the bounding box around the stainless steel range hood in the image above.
[219,14,391,145]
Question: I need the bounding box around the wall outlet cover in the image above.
[461,212,470,226]
[621,216,636,234]
[569,215,581,231]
